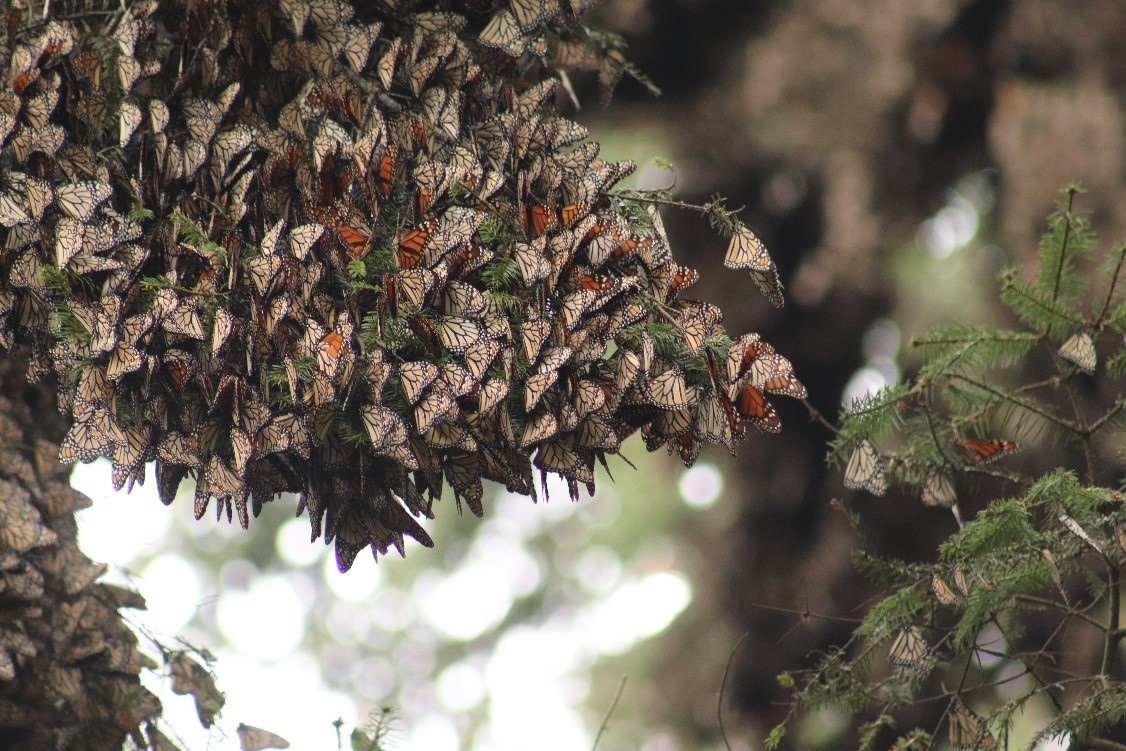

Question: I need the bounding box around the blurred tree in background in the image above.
[3,1,1126,750]
[581,0,1126,747]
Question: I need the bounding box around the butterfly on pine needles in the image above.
[843,439,886,496]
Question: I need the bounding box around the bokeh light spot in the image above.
[678,464,723,508]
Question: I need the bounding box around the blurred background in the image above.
[71,0,1126,748]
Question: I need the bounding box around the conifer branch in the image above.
[1103,565,1120,676]
[1084,399,1126,435]
[1051,187,1079,302]
[1013,594,1105,632]
[949,374,1074,432]
[1096,243,1126,328]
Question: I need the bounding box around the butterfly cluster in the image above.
[0,0,798,572]
[0,380,172,751]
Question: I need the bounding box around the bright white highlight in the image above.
[580,571,692,655]
[1037,733,1070,751]
[678,464,723,508]
[74,460,171,566]
[408,715,461,751]
[216,575,309,660]
[323,546,383,600]
[918,195,979,258]
[138,554,201,634]
[862,318,901,360]
[842,366,889,406]
[276,516,323,566]
[421,561,516,641]
[485,624,591,751]
[437,661,486,711]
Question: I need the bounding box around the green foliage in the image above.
[775,190,1126,750]
[170,209,227,261]
[912,325,1037,380]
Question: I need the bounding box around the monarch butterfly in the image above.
[679,314,707,354]
[24,87,59,131]
[211,125,255,174]
[932,573,959,605]
[534,345,572,375]
[438,363,476,397]
[163,301,206,340]
[517,319,549,362]
[362,404,408,452]
[463,339,500,381]
[59,405,122,464]
[760,369,807,400]
[118,53,140,93]
[245,254,283,296]
[441,206,485,245]
[479,9,526,57]
[672,433,701,467]
[0,192,31,227]
[955,437,1019,465]
[695,391,732,445]
[572,379,608,418]
[148,99,170,133]
[725,226,773,271]
[415,388,456,434]
[948,699,995,751]
[259,296,290,337]
[288,223,324,261]
[441,281,487,318]
[229,427,255,477]
[19,177,52,222]
[413,159,448,216]
[736,382,782,434]
[424,421,477,452]
[477,378,510,415]
[1059,331,1096,374]
[525,370,560,410]
[535,440,594,484]
[107,340,144,381]
[644,368,693,411]
[638,330,655,373]
[447,243,495,277]
[750,265,785,308]
[843,439,886,495]
[68,296,118,353]
[524,200,558,238]
[399,361,440,404]
[889,626,933,674]
[236,723,290,751]
[209,308,235,355]
[75,366,112,409]
[514,240,552,284]
[520,409,560,447]
[560,289,598,330]
[726,333,761,382]
[317,331,349,376]
[388,268,433,310]
[609,349,642,393]
[156,430,201,467]
[448,144,483,186]
[376,37,403,90]
[445,451,484,512]
[436,316,481,354]
[183,138,210,179]
[647,407,696,444]
[343,22,382,73]
[398,219,440,269]
[921,465,956,508]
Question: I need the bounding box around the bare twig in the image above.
[591,676,627,751]
[718,633,750,751]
